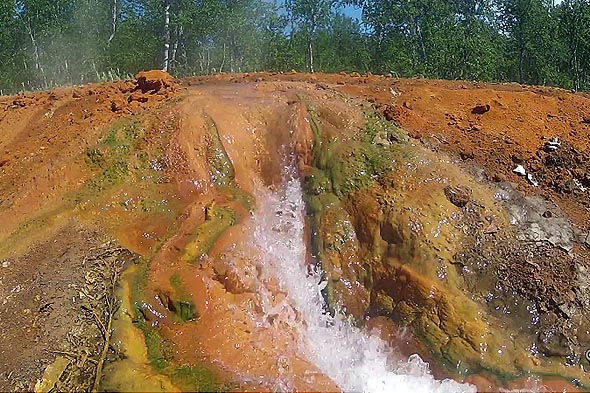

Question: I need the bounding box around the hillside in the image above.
[0,72,589,392]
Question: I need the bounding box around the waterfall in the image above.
[247,162,476,393]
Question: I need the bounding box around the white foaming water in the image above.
[249,164,476,393]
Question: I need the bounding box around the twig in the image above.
[48,350,98,364]
[91,268,120,393]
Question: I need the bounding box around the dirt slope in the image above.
[0,72,589,392]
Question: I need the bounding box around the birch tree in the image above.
[286,0,336,72]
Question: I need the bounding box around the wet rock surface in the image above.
[304,93,590,389]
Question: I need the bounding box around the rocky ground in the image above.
[0,71,589,392]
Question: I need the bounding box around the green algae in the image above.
[206,122,235,187]
[133,302,227,391]
[303,105,547,382]
[181,202,236,264]
[307,109,403,199]
[361,110,405,145]
[167,273,199,322]
[123,262,229,392]
[85,118,145,192]
[304,108,402,319]
[218,185,255,212]
[180,120,251,263]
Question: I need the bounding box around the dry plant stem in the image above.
[91,265,120,393]
[49,350,98,365]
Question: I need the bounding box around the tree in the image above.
[285,0,337,72]
[556,0,590,90]
[498,0,561,85]
[315,12,370,72]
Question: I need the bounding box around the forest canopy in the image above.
[1,0,589,93]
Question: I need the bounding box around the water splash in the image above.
[249,163,476,393]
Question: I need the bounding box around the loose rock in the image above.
[544,137,561,152]
[134,70,175,94]
[444,185,472,208]
[460,150,475,160]
[471,104,490,115]
[513,165,527,176]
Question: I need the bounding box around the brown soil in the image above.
[1,71,589,392]
[0,224,133,391]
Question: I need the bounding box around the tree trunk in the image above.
[170,26,182,70]
[26,23,47,88]
[308,39,315,73]
[106,0,118,47]
[220,42,226,73]
[309,14,316,73]
[162,0,171,72]
[518,37,525,84]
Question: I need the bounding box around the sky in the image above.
[342,4,362,20]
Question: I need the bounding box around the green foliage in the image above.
[1,0,590,92]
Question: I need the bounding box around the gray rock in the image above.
[496,183,575,252]
[577,264,590,309]
[544,137,561,152]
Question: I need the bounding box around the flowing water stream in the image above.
[245,159,475,393]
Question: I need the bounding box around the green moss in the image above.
[362,110,405,144]
[167,273,199,322]
[181,203,236,264]
[85,118,144,192]
[206,123,235,187]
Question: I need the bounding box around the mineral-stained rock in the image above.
[312,195,371,319]
[496,183,575,251]
[444,185,472,208]
[134,70,175,94]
